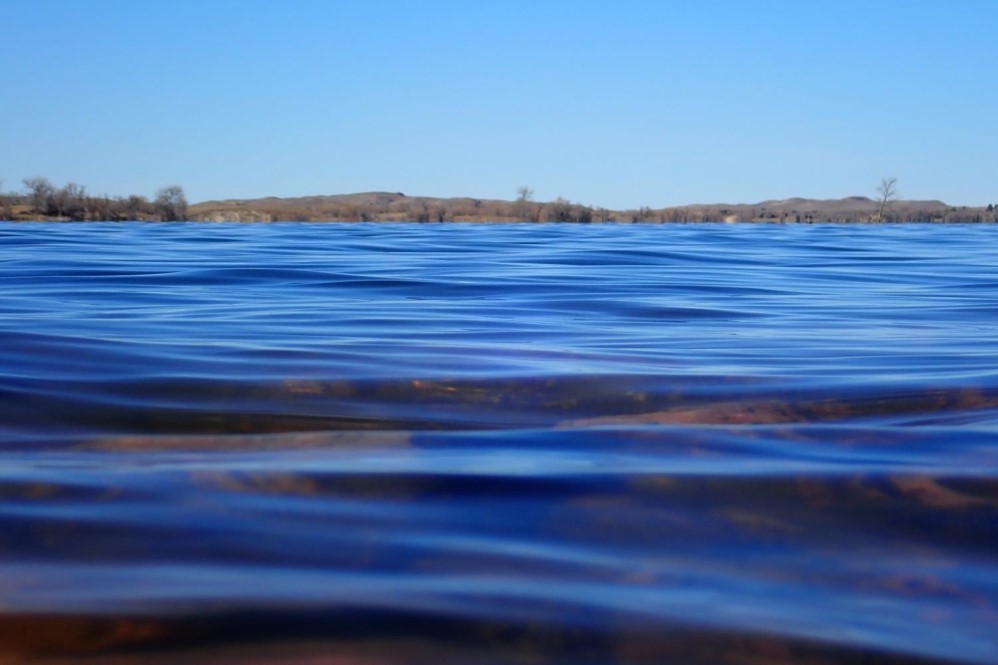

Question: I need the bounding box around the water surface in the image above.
[1,222,996,664]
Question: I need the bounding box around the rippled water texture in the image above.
[1,222,996,664]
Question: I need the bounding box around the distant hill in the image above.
[672,196,955,223]
[189,192,992,223]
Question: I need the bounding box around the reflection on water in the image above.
[0,222,996,664]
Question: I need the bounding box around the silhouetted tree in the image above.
[545,197,573,222]
[631,206,653,222]
[58,182,88,219]
[515,185,535,221]
[125,194,153,220]
[23,177,56,215]
[155,185,188,221]
[876,176,898,221]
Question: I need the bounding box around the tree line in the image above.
[1,177,993,223]
[0,177,188,221]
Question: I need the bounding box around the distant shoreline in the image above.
[3,188,995,224]
[187,192,997,224]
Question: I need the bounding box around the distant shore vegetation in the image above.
[1,177,995,224]
[1,177,189,222]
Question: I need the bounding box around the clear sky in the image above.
[2,0,995,208]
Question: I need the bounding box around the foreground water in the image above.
[0,221,996,664]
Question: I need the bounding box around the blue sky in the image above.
[2,0,995,208]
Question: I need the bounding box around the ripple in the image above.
[2,222,998,663]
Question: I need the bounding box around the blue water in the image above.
[0,222,996,664]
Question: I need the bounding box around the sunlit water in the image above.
[1,222,996,664]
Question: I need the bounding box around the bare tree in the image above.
[876,176,898,222]
[515,185,535,221]
[23,177,56,215]
[59,182,88,219]
[125,194,152,220]
[545,197,578,222]
[155,185,188,221]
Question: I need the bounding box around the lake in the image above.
[0,221,996,664]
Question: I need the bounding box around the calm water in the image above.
[1,222,996,664]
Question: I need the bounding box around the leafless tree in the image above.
[58,182,88,219]
[155,185,188,221]
[23,177,56,215]
[544,197,594,223]
[876,177,898,221]
[515,185,535,221]
[124,195,152,220]
[631,206,653,223]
